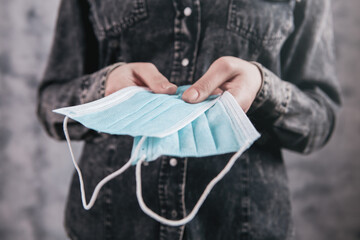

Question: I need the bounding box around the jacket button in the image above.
[169,158,178,167]
[184,7,192,17]
[181,58,189,67]
[171,210,178,218]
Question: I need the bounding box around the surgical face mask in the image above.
[54,85,260,226]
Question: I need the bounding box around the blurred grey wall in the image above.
[0,0,359,240]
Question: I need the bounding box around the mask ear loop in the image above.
[63,116,147,210]
[135,142,250,226]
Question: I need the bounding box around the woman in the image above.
[37,0,340,239]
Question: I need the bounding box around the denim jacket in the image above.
[37,0,340,239]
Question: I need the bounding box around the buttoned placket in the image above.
[158,1,201,239]
[158,156,188,240]
[169,0,201,85]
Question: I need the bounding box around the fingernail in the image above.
[162,83,175,89]
[168,83,177,90]
[185,88,199,102]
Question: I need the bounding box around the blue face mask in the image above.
[54,85,260,226]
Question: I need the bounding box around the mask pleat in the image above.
[177,128,182,155]
[177,123,197,155]
[191,115,217,155]
[137,99,216,138]
[75,92,158,132]
[204,105,237,153]
[102,94,170,133]
[125,99,177,134]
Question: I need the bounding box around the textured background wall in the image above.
[0,0,359,239]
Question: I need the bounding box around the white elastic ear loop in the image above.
[135,142,250,226]
[63,116,147,210]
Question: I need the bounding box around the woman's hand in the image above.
[105,62,177,96]
[182,57,262,112]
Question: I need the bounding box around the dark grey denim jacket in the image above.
[37,0,341,239]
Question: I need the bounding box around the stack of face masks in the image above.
[53,85,260,226]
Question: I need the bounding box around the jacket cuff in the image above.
[80,62,126,104]
[248,62,292,121]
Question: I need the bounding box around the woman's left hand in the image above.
[182,56,262,112]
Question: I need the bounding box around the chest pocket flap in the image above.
[88,0,148,38]
[227,0,294,46]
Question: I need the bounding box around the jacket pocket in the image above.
[88,0,148,39]
[227,0,294,47]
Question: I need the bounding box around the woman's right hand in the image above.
[105,62,177,96]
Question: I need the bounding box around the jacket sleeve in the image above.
[37,0,124,140]
[249,0,341,154]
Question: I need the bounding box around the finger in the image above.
[211,88,224,95]
[182,58,238,103]
[132,63,177,94]
[105,65,138,96]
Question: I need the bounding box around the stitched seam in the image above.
[226,0,293,46]
[178,158,188,240]
[88,0,148,38]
